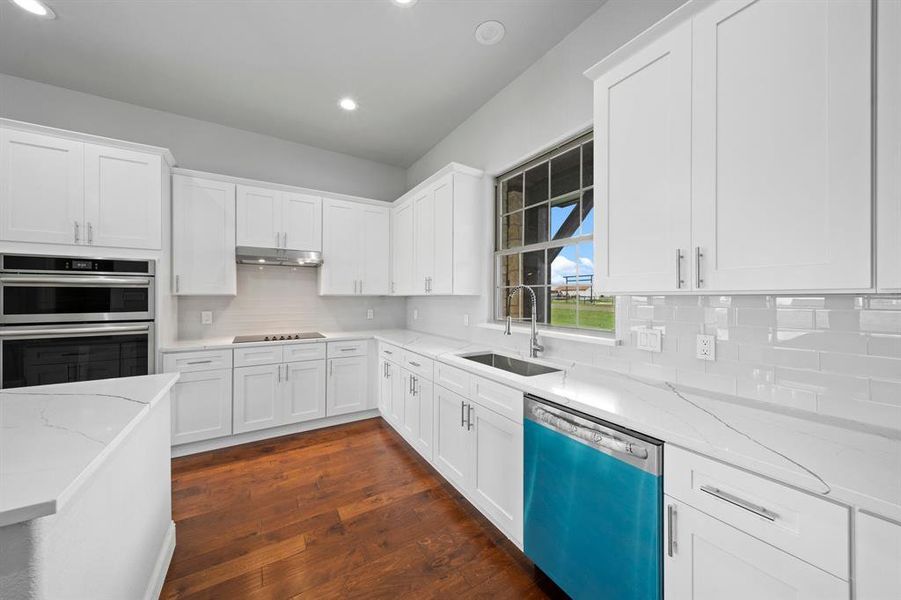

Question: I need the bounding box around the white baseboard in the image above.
[144,520,175,600]
[171,410,380,457]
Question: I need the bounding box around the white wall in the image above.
[0,74,406,201]
[178,265,405,340]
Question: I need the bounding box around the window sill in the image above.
[476,322,621,347]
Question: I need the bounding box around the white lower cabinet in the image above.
[856,512,901,600]
[469,401,523,542]
[170,369,233,445]
[283,360,327,424]
[378,357,393,417]
[326,356,368,416]
[665,497,848,600]
[233,364,281,433]
[432,386,472,490]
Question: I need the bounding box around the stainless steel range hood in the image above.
[235,246,323,267]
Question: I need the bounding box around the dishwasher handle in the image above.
[529,404,649,460]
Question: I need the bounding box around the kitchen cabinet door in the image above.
[876,0,901,293]
[0,128,84,245]
[432,386,472,491]
[172,175,236,295]
[389,361,406,427]
[412,378,434,462]
[691,0,872,292]
[469,404,523,543]
[430,176,454,295]
[236,184,281,248]
[83,144,161,250]
[170,369,232,445]
[392,198,415,295]
[664,498,848,600]
[856,512,901,600]
[233,364,281,433]
[592,21,692,294]
[320,199,360,295]
[282,359,326,425]
[377,358,393,418]
[359,204,390,295]
[413,190,434,294]
[400,370,419,443]
[172,175,237,296]
[326,356,368,416]
[282,191,321,252]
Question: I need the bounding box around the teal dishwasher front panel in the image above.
[524,418,662,600]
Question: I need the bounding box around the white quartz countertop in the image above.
[166,329,901,522]
[0,374,179,527]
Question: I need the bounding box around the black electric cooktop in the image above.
[233,332,326,343]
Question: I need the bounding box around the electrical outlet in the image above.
[366,309,374,320]
[463,314,470,326]
[200,311,213,325]
[636,327,662,352]
[696,334,716,361]
[413,309,419,320]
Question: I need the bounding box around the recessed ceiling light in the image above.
[338,97,358,111]
[475,20,505,46]
[8,0,55,18]
[391,0,418,6]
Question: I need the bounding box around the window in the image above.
[495,132,614,332]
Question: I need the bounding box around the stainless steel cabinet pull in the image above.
[359,280,363,294]
[282,232,287,248]
[466,403,473,430]
[175,275,180,293]
[424,277,428,293]
[667,504,677,557]
[186,359,213,365]
[675,249,684,289]
[411,376,418,396]
[383,350,393,355]
[460,400,466,427]
[329,360,333,377]
[285,364,289,382]
[340,347,355,352]
[408,361,421,368]
[699,485,778,521]
[74,221,80,243]
[409,374,414,394]
[695,247,704,288]
[277,364,282,383]
[87,222,94,245]
[276,232,280,248]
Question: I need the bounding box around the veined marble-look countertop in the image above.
[165,329,901,522]
[0,374,179,527]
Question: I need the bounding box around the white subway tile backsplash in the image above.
[860,310,901,334]
[774,367,869,400]
[819,352,901,381]
[871,379,901,407]
[868,334,901,358]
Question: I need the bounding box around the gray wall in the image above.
[0,74,407,201]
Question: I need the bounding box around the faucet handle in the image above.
[504,315,512,335]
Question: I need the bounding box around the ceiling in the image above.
[0,0,604,167]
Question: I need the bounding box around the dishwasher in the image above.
[524,394,663,600]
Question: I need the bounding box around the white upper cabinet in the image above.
[0,124,165,250]
[320,198,390,296]
[0,128,84,245]
[392,198,415,295]
[877,0,901,293]
[691,0,872,292]
[236,184,281,248]
[390,164,484,296]
[586,0,876,294]
[172,175,236,296]
[236,185,322,251]
[591,22,692,294]
[84,144,162,250]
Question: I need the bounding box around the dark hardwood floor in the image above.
[161,418,567,599]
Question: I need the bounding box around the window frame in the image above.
[494,130,614,335]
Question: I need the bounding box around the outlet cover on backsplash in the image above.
[636,327,662,352]
[696,334,716,361]
[201,311,213,325]
[366,309,374,320]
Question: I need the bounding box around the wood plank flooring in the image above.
[162,418,567,599]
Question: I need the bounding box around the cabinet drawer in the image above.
[665,446,849,580]
[328,339,369,358]
[470,376,523,423]
[283,342,326,362]
[163,349,233,373]
[378,342,403,363]
[403,351,433,382]
[234,344,284,367]
[435,361,470,397]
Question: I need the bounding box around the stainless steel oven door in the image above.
[0,322,155,389]
[0,274,155,324]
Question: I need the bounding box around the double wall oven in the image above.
[0,254,155,389]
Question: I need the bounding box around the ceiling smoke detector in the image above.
[475,20,505,46]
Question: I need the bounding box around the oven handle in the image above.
[0,324,152,339]
[0,275,152,287]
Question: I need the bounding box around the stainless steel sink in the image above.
[462,353,561,377]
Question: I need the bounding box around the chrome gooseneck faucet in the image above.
[504,285,544,358]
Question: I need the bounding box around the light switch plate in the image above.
[413,309,419,320]
[696,334,716,361]
[636,327,662,353]
[366,309,374,320]
[463,314,470,326]
[200,311,213,325]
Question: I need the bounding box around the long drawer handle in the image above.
[186,359,214,365]
[340,347,356,352]
[383,350,393,355]
[699,485,778,522]
[408,361,421,367]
